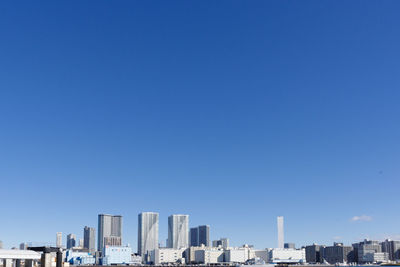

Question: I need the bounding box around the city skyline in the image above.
[1,0,400,252]
[0,212,394,251]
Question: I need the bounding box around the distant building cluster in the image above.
[1,214,400,266]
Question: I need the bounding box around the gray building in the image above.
[305,244,324,263]
[56,232,62,248]
[190,228,199,247]
[381,239,400,261]
[19,243,28,250]
[168,214,189,249]
[353,239,382,263]
[98,214,122,251]
[198,225,210,247]
[322,243,353,264]
[284,243,295,249]
[84,226,96,252]
[67,234,76,249]
[212,238,229,249]
[138,212,159,258]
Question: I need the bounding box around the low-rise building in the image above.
[354,240,382,264]
[322,243,353,264]
[194,248,224,264]
[269,248,305,264]
[224,247,251,263]
[150,248,185,265]
[252,249,269,263]
[65,250,95,265]
[102,246,132,265]
[305,244,324,263]
[381,239,400,261]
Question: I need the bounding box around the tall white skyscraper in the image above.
[98,214,122,251]
[168,214,189,249]
[56,232,62,248]
[277,216,284,248]
[138,212,159,257]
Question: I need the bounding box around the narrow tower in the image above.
[277,216,284,248]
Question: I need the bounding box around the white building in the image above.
[56,232,62,248]
[168,215,189,249]
[225,247,251,263]
[185,246,206,264]
[102,246,132,265]
[277,216,284,249]
[138,212,159,259]
[195,248,224,264]
[150,248,185,265]
[269,248,306,264]
[363,252,389,263]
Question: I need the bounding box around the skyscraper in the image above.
[84,226,96,252]
[198,225,210,247]
[56,232,62,248]
[138,212,159,257]
[98,214,123,251]
[67,234,76,249]
[277,216,284,248]
[190,227,199,247]
[168,214,189,249]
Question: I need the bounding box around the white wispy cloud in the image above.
[350,215,372,222]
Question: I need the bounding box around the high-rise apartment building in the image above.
[198,225,210,247]
[167,214,189,249]
[190,228,199,247]
[138,212,159,257]
[67,234,76,249]
[98,214,123,251]
[84,226,96,252]
[56,232,62,248]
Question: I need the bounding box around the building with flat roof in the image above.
[198,225,210,247]
[67,234,77,249]
[168,214,189,249]
[102,246,132,265]
[84,226,96,252]
[190,228,199,247]
[277,216,284,249]
[322,243,353,264]
[98,214,122,252]
[150,248,185,265]
[138,212,159,260]
[56,232,62,248]
[305,244,324,263]
[269,248,305,264]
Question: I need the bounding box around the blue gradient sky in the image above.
[1,1,400,250]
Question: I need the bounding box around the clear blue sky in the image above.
[1,1,400,250]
